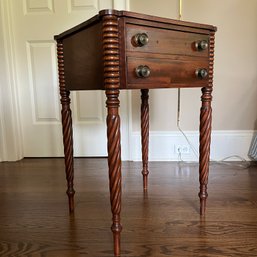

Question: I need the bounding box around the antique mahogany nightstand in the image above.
[54,9,216,256]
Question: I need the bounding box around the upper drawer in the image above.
[126,24,209,58]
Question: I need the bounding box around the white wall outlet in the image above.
[175,145,190,154]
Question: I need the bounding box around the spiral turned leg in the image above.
[106,105,122,256]
[141,89,149,190]
[102,14,122,256]
[199,86,212,215]
[57,41,75,214]
[199,32,215,216]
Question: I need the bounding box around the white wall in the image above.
[129,0,257,161]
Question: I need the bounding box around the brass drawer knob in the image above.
[132,33,149,47]
[196,68,208,79]
[135,65,151,78]
[195,40,208,51]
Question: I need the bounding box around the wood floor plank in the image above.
[0,159,256,256]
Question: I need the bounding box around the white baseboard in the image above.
[129,130,256,162]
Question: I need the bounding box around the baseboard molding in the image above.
[130,130,257,161]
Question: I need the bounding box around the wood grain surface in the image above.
[0,159,256,256]
[126,57,208,88]
[126,24,209,58]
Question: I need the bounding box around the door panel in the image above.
[11,0,114,157]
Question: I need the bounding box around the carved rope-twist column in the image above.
[199,32,215,215]
[141,89,149,190]
[102,14,122,256]
[57,41,75,213]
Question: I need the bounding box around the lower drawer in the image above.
[126,57,209,89]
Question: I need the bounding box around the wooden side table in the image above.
[54,9,216,256]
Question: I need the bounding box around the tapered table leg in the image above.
[57,41,75,214]
[141,89,149,190]
[199,86,212,215]
[106,90,122,256]
[198,32,215,215]
[102,14,122,256]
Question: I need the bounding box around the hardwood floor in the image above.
[0,158,256,257]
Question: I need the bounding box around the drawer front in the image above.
[126,24,209,58]
[127,57,209,88]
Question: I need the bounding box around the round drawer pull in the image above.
[135,65,151,78]
[132,33,149,47]
[196,68,208,79]
[195,40,208,51]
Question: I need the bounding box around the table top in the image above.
[54,9,216,41]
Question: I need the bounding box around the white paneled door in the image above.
[6,0,129,158]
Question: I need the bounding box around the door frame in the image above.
[0,0,131,161]
[0,0,23,161]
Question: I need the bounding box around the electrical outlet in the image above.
[175,145,190,154]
